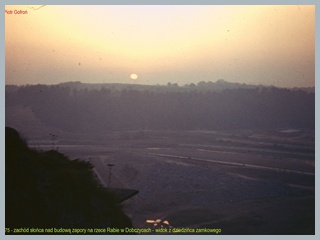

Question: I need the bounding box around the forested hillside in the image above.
[5,82,314,133]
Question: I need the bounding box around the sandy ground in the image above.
[92,150,314,235]
[28,129,315,235]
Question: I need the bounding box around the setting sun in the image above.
[130,73,138,80]
[4,5,314,88]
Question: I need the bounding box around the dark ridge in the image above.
[5,127,133,233]
[5,83,314,133]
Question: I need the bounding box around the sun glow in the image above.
[130,73,138,80]
[5,5,314,87]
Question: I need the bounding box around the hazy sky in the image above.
[5,5,314,87]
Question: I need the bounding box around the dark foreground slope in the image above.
[5,127,132,233]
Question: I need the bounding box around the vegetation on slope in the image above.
[5,127,132,231]
[5,82,315,133]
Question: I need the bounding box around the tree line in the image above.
[6,83,315,133]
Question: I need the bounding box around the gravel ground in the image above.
[89,149,313,232]
[30,130,314,234]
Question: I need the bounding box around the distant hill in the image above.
[5,81,315,134]
[54,80,314,93]
[292,86,315,94]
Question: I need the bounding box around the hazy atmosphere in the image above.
[5,4,315,235]
[5,5,314,87]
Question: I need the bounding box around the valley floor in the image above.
[28,129,315,234]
